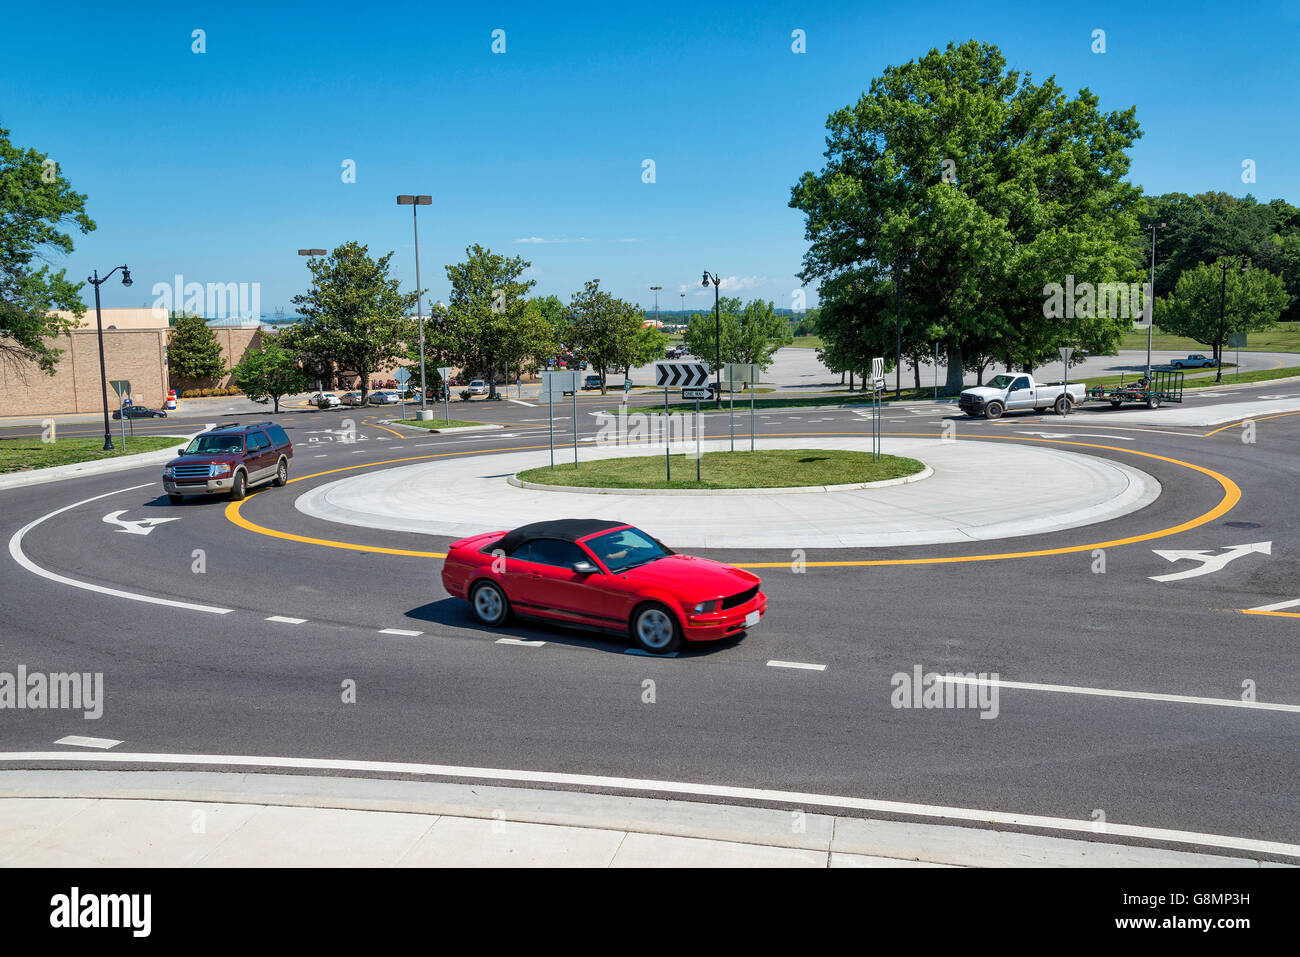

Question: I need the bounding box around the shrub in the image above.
[459,389,471,401]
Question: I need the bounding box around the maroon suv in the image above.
[163,422,293,503]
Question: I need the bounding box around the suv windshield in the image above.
[583,527,671,573]
[184,435,244,454]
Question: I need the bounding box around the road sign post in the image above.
[695,400,701,481]
[724,363,758,453]
[541,370,579,471]
[110,380,130,451]
[394,367,411,421]
[437,366,452,425]
[869,360,884,461]
[656,361,707,484]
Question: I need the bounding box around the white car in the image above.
[466,379,489,396]
[310,392,341,407]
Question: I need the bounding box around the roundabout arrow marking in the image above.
[1150,542,1271,582]
[101,510,180,535]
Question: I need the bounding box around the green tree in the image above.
[681,296,742,372]
[285,242,417,402]
[230,336,311,413]
[565,280,645,394]
[790,40,1143,394]
[1154,258,1289,365]
[167,314,226,386]
[0,125,96,373]
[428,244,535,399]
[733,299,791,369]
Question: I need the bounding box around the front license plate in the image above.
[744,610,761,627]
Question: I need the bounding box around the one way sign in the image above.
[655,361,709,388]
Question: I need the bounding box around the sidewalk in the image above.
[0,770,1283,867]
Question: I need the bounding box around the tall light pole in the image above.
[1144,222,1166,379]
[87,265,133,450]
[397,195,432,409]
[702,271,722,408]
[650,285,661,326]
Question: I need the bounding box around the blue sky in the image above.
[4,0,1298,315]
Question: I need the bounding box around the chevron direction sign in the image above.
[655,361,709,388]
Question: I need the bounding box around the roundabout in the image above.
[291,436,1160,548]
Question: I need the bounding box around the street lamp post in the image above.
[397,196,432,410]
[87,265,133,451]
[701,271,722,408]
[1144,223,1166,379]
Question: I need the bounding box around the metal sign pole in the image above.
[729,366,734,452]
[548,389,554,470]
[572,384,578,468]
[750,380,755,453]
[665,382,670,483]
[696,399,701,482]
[119,393,126,451]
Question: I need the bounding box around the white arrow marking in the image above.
[101,511,181,536]
[1149,542,1271,582]
[1016,431,1135,441]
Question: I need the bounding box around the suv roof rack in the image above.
[212,422,239,429]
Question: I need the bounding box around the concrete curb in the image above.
[506,464,934,496]
[0,426,210,493]
[0,770,1285,868]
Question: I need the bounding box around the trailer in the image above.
[1087,369,1185,409]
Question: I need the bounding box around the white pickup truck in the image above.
[958,373,1087,419]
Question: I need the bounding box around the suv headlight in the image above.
[163,465,173,477]
[692,599,720,614]
[212,463,232,476]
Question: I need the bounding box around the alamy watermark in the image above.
[594,404,698,448]
[1043,277,1150,321]
[0,666,103,719]
[890,665,999,719]
[151,273,261,321]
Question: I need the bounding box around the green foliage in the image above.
[0,125,96,374]
[427,244,536,397]
[564,279,644,392]
[230,336,311,413]
[790,40,1143,393]
[285,242,417,400]
[1154,258,1288,356]
[167,314,226,384]
[683,297,791,371]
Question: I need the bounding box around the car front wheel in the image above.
[470,580,510,626]
[630,602,682,654]
[228,470,247,501]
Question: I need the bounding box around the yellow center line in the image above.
[1202,410,1300,436]
[224,432,1240,567]
[1242,609,1300,619]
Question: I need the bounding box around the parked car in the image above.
[466,379,489,396]
[162,422,293,503]
[583,374,604,390]
[368,390,400,405]
[1170,354,1216,369]
[112,405,167,419]
[440,520,766,654]
[958,373,1087,418]
[310,392,341,408]
[339,391,366,406]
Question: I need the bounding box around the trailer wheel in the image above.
[1054,395,1074,415]
[984,401,1004,420]
[1147,394,1161,409]
[1110,398,1123,408]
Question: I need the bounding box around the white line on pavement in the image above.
[54,736,122,750]
[1245,598,1300,612]
[266,616,307,625]
[496,637,546,647]
[3,750,1294,860]
[937,676,1300,713]
[378,628,423,636]
[508,399,537,407]
[767,660,828,671]
[7,484,235,615]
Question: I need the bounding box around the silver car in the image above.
[466,379,488,396]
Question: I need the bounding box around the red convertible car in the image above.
[440,519,766,654]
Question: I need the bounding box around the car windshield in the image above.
[583,527,670,573]
[987,375,1015,389]
[184,435,243,454]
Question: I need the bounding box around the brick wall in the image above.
[0,329,169,416]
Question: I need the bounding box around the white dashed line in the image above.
[54,736,122,750]
[767,660,827,671]
[938,676,1300,713]
[379,628,423,637]
[266,616,308,625]
[496,637,546,647]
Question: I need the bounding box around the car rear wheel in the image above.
[984,401,1004,420]
[1054,395,1073,415]
[470,580,510,627]
[630,603,682,654]
[273,458,289,487]
[228,470,247,501]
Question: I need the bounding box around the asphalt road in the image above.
[1,382,1298,860]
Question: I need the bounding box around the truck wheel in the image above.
[1110,398,1123,408]
[984,401,1004,420]
[1054,395,1073,415]
[1147,395,1161,409]
[228,470,247,501]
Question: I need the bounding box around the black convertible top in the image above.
[495,519,629,555]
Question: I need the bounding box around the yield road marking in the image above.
[54,736,122,749]
[379,628,422,636]
[101,510,181,535]
[496,637,546,647]
[767,660,827,671]
[266,615,307,624]
[9,484,234,615]
[937,675,1300,714]
[1242,598,1300,619]
[2,749,1295,860]
[1017,431,1134,441]
[1149,542,1271,582]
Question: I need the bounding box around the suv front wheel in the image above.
[228,470,247,501]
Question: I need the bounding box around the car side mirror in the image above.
[572,560,599,574]
[177,448,186,455]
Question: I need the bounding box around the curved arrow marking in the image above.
[1150,542,1271,582]
[102,511,181,535]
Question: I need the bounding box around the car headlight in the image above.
[692,599,720,614]
[212,463,232,476]
[163,466,173,477]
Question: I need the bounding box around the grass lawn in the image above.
[0,436,187,474]
[390,418,485,430]
[1118,323,1300,354]
[1075,365,1300,391]
[620,389,934,414]
[785,335,825,349]
[516,449,924,490]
